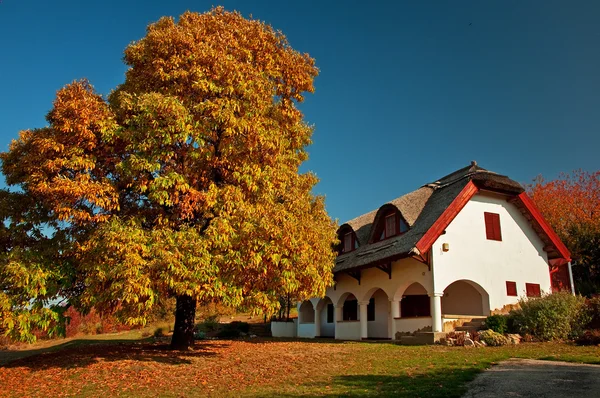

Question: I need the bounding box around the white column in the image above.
[334,305,343,340]
[429,293,443,332]
[314,306,321,338]
[568,261,576,296]
[390,298,400,339]
[359,301,369,339]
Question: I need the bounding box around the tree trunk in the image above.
[170,294,197,350]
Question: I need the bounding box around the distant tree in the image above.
[528,170,600,296]
[0,8,337,349]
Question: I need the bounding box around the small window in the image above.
[484,212,502,241]
[367,298,375,321]
[506,281,517,296]
[385,213,396,238]
[326,304,334,323]
[526,283,541,297]
[343,232,353,253]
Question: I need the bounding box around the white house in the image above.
[282,162,574,341]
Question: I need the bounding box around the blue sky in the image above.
[0,1,598,223]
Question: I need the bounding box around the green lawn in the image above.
[1,337,598,397]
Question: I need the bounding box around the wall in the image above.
[297,322,316,338]
[335,321,360,340]
[394,317,432,333]
[432,192,551,313]
[271,321,297,338]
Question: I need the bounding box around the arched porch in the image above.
[441,280,490,316]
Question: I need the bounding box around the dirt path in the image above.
[463,358,600,398]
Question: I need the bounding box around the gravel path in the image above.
[463,358,600,398]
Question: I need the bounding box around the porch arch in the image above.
[441,279,490,316]
[396,282,431,318]
[336,292,359,321]
[298,300,315,323]
[363,288,390,339]
[316,296,335,337]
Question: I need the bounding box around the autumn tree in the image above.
[528,170,600,296]
[0,8,337,349]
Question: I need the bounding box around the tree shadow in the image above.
[256,369,482,398]
[1,339,224,370]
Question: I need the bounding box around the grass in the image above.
[1,337,598,397]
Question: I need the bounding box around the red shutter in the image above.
[526,283,541,297]
[484,212,502,241]
[506,281,517,296]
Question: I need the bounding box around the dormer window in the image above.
[343,232,353,253]
[338,227,358,254]
[377,210,409,241]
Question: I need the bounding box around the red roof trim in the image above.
[516,192,571,262]
[415,181,479,254]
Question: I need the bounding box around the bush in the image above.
[586,296,600,330]
[484,315,509,334]
[510,292,590,341]
[479,329,510,346]
[153,327,166,337]
[195,314,220,333]
[217,321,250,338]
[575,330,600,346]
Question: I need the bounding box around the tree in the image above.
[528,170,600,296]
[0,8,337,349]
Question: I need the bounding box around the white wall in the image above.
[335,321,361,340]
[271,321,297,338]
[297,322,316,338]
[394,317,432,333]
[432,192,551,313]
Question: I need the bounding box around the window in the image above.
[378,210,409,241]
[401,295,431,317]
[343,299,358,321]
[326,304,334,323]
[367,298,375,321]
[484,212,502,241]
[385,213,396,238]
[526,283,541,297]
[506,281,517,296]
[343,232,353,253]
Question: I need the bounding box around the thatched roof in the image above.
[333,162,524,273]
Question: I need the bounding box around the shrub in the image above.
[586,296,600,330]
[484,314,509,334]
[510,292,590,341]
[575,330,600,346]
[153,327,166,337]
[217,321,250,338]
[196,314,220,333]
[479,329,510,346]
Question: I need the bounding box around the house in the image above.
[284,162,574,341]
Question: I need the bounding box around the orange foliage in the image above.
[528,170,600,245]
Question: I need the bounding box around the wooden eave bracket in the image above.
[347,270,361,285]
[411,250,431,271]
[376,263,392,279]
